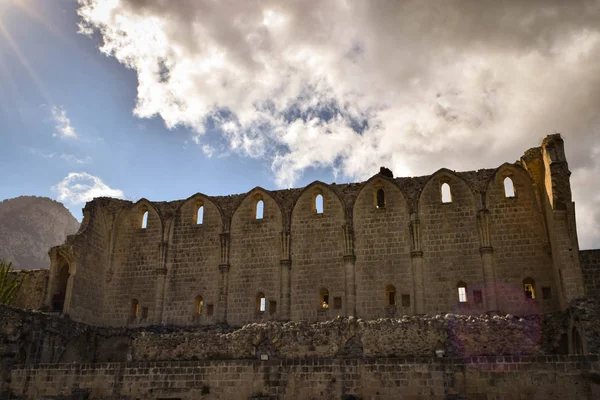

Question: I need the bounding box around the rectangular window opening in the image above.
[333,297,342,309]
[401,294,410,307]
[473,290,483,305]
[542,287,552,300]
[141,307,148,320]
[207,304,214,316]
[269,300,277,314]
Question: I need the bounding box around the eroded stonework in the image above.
[40,134,585,328]
[3,134,600,399]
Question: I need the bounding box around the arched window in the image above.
[315,194,324,214]
[523,278,536,299]
[376,189,385,209]
[195,295,203,314]
[256,200,264,220]
[131,299,139,318]
[196,205,204,225]
[503,177,515,198]
[141,211,149,229]
[441,183,452,203]
[457,282,467,303]
[320,288,329,308]
[386,285,396,306]
[256,292,266,312]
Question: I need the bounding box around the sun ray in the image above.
[0,17,52,104]
[9,0,70,43]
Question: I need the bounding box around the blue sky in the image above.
[0,0,336,219]
[1,0,599,249]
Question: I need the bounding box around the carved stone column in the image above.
[477,209,498,313]
[343,224,356,317]
[409,214,425,315]
[218,233,231,323]
[280,229,292,320]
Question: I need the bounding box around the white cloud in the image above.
[52,172,124,205]
[77,0,600,248]
[201,144,215,158]
[50,105,78,139]
[59,154,91,164]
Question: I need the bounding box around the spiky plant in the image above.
[0,261,24,305]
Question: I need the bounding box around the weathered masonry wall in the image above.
[3,302,597,368]
[8,356,600,400]
[9,269,48,310]
[581,250,600,302]
[44,134,586,327]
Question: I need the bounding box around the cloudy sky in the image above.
[1,0,599,249]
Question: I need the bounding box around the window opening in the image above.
[333,297,342,309]
[195,296,203,314]
[572,327,583,355]
[141,211,149,229]
[473,290,483,305]
[320,288,329,309]
[542,287,552,300]
[207,304,214,316]
[257,292,266,312]
[441,183,452,203]
[503,177,515,198]
[523,278,535,299]
[386,285,396,306]
[315,194,324,214]
[376,189,385,209]
[197,205,204,225]
[256,200,264,220]
[141,307,148,319]
[131,299,139,318]
[457,283,467,303]
[401,294,411,307]
[269,300,277,315]
[52,264,69,312]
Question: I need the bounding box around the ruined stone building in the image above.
[43,134,584,327]
[3,134,600,400]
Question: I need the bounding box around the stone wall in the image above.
[581,250,600,302]
[44,135,585,328]
[8,356,600,400]
[486,164,557,315]
[165,195,222,326]
[0,304,581,367]
[9,269,48,310]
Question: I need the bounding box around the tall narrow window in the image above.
[523,278,536,299]
[376,189,385,209]
[131,299,139,318]
[320,288,329,308]
[386,285,396,305]
[441,183,452,203]
[256,200,264,219]
[315,194,324,214]
[141,211,148,229]
[195,295,203,314]
[457,282,467,303]
[257,292,266,312]
[196,205,204,225]
[503,177,515,198]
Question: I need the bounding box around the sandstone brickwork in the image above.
[7,356,600,400]
[581,250,600,303]
[38,135,586,329]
